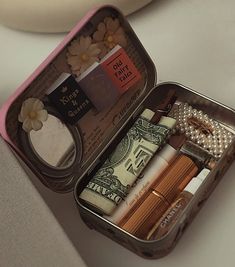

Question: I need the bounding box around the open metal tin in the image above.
[0,6,235,258]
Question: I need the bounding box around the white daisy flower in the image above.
[93,17,127,58]
[18,98,48,132]
[67,36,101,76]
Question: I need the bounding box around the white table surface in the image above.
[0,0,235,266]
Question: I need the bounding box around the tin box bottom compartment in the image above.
[75,82,235,258]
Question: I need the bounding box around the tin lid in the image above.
[0,6,157,192]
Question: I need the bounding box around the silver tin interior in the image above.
[74,82,235,258]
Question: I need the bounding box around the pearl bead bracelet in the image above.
[170,103,234,158]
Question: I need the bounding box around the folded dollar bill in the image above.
[80,109,176,215]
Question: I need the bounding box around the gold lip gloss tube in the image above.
[146,168,210,240]
[119,154,198,239]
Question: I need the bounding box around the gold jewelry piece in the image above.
[170,103,234,158]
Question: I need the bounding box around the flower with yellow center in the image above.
[67,36,101,76]
[18,98,48,133]
[93,17,127,58]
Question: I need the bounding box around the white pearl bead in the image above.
[212,144,217,149]
[219,149,224,155]
[191,135,195,141]
[223,134,228,139]
[201,138,206,145]
[200,134,205,139]
[207,144,212,149]
[201,116,205,121]
[217,143,223,149]
[196,139,201,145]
[185,131,190,137]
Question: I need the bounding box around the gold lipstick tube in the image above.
[119,154,198,239]
[146,168,210,240]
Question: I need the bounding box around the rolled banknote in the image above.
[79,109,176,215]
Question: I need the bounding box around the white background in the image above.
[0,0,235,266]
